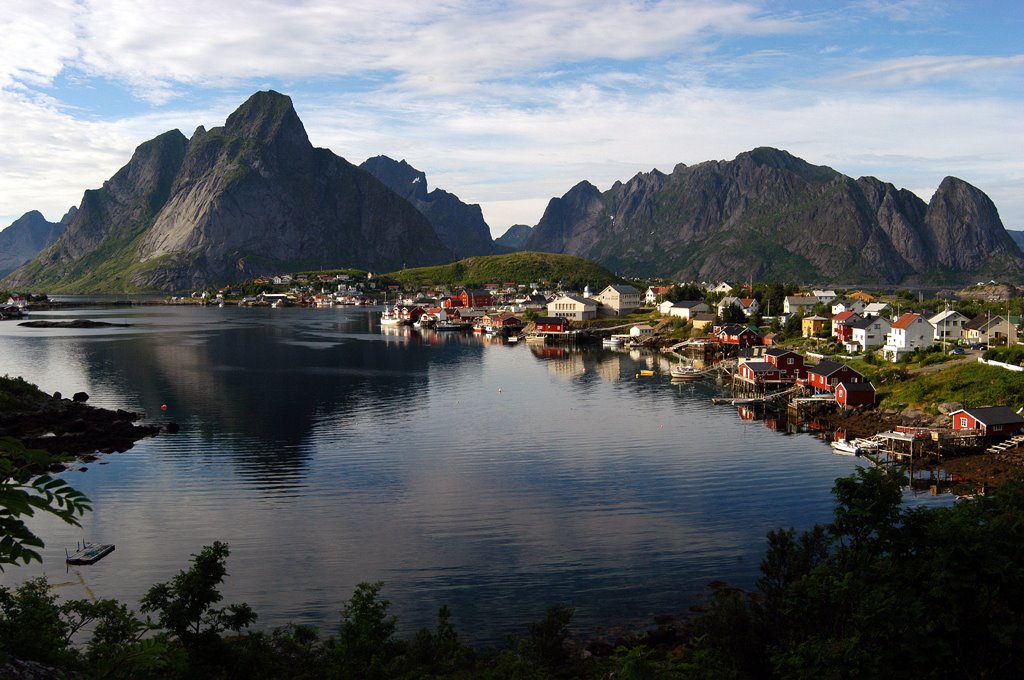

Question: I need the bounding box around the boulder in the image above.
[72,391,89,402]
[938,401,964,415]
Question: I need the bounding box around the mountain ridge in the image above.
[523,148,1023,284]
[4,91,451,292]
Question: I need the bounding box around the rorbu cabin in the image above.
[802,360,864,393]
[835,381,876,407]
[949,407,1024,437]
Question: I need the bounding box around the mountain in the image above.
[359,156,495,258]
[0,208,73,279]
[4,91,450,292]
[494,224,533,251]
[1009,230,1024,251]
[524,148,1024,284]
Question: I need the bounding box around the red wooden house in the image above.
[802,360,864,393]
[535,317,568,333]
[460,289,495,307]
[949,407,1024,437]
[764,348,805,381]
[715,323,761,347]
[835,381,876,407]
[736,362,787,387]
[831,311,857,341]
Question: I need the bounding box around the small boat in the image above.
[473,324,485,334]
[66,541,115,565]
[637,369,655,377]
[380,305,406,326]
[852,437,881,451]
[670,364,703,381]
[830,438,861,456]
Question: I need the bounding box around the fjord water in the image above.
[1,305,870,642]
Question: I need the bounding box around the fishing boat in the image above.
[830,438,861,456]
[852,437,881,451]
[380,305,406,326]
[670,364,704,381]
[66,541,115,565]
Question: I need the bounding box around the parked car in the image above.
[950,347,965,355]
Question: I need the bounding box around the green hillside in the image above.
[386,251,620,289]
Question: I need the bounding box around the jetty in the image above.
[66,542,115,565]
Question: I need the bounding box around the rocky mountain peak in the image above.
[223,90,310,152]
[360,156,430,202]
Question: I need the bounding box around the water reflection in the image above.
[0,306,898,644]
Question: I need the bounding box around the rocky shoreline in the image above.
[0,390,163,467]
[820,407,1024,490]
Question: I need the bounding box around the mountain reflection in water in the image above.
[1,304,897,643]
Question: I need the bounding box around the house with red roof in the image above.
[883,312,935,361]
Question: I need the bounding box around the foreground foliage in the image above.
[3,468,1024,678]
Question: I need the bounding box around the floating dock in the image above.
[66,542,115,565]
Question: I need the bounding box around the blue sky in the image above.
[2,0,1022,237]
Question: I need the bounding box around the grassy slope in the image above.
[385,251,620,289]
[875,362,1024,412]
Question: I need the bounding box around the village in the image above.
[7,274,1024,479]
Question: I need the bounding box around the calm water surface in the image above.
[0,305,934,642]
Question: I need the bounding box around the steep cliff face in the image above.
[494,224,533,250]
[5,91,450,292]
[0,209,71,278]
[360,155,495,258]
[525,148,1023,283]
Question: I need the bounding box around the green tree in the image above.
[140,542,256,649]
[0,436,91,569]
[332,581,398,679]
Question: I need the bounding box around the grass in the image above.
[876,362,1024,412]
[0,376,51,413]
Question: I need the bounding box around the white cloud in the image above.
[2,0,1022,237]
[835,54,1024,88]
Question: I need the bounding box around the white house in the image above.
[708,282,734,295]
[883,312,935,361]
[718,296,761,318]
[831,298,866,315]
[812,290,838,305]
[863,302,892,318]
[665,300,710,320]
[928,309,969,342]
[784,295,819,315]
[645,286,672,305]
[547,294,597,320]
[629,324,654,338]
[845,315,892,353]
[595,284,642,316]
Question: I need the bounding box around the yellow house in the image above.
[802,315,829,337]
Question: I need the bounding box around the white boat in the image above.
[380,305,406,326]
[852,437,881,451]
[830,438,861,456]
[670,364,703,381]
[602,336,623,346]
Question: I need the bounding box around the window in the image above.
[959,417,969,428]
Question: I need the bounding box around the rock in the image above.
[72,391,89,402]
[165,422,180,433]
[52,391,61,400]
[938,401,964,415]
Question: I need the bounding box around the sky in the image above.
[2,0,1023,238]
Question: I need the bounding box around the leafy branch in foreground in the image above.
[0,436,91,569]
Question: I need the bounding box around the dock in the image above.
[66,542,115,565]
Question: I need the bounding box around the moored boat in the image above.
[830,438,861,455]
[670,364,703,381]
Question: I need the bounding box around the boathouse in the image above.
[835,381,876,407]
[949,407,1024,436]
[803,360,864,393]
[534,317,569,333]
[764,348,805,381]
[459,289,495,308]
[736,361,787,388]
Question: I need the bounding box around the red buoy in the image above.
[161,404,168,411]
